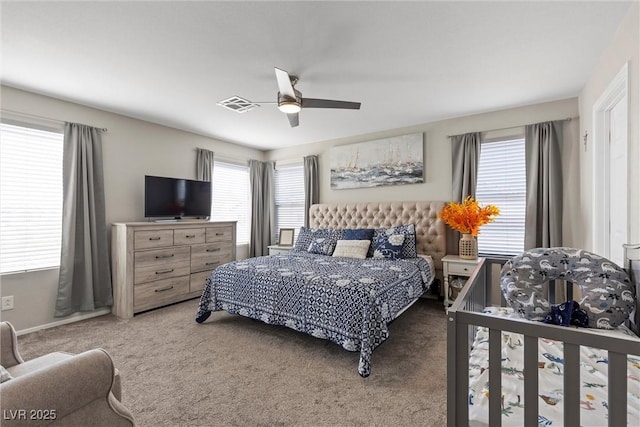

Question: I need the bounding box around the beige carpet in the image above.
[17,297,447,427]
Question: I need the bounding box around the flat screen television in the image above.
[144,175,211,219]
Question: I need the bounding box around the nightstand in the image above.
[442,255,482,308]
[268,245,293,255]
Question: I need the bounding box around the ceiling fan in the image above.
[218,68,361,127]
[267,67,362,127]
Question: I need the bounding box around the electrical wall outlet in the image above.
[1,296,14,311]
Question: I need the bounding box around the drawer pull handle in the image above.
[155,254,174,259]
[206,262,220,266]
[149,237,161,241]
[186,235,195,238]
[215,232,224,236]
[206,248,221,252]
[155,285,174,293]
[155,269,174,275]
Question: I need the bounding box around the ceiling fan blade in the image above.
[286,112,299,128]
[275,67,297,100]
[301,98,361,110]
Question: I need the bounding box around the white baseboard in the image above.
[16,308,112,336]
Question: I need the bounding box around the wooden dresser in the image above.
[111,221,236,319]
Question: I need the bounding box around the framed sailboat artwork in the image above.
[329,133,424,189]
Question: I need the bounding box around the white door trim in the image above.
[592,62,629,258]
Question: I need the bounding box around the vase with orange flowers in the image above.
[439,196,500,259]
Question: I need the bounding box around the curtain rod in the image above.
[448,116,578,138]
[1,109,108,132]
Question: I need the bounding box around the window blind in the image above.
[476,138,526,256]
[275,164,304,240]
[0,123,64,273]
[210,162,250,244]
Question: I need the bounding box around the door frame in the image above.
[592,62,629,259]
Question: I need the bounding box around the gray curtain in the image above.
[449,132,481,254]
[249,160,275,257]
[196,148,215,181]
[524,121,563,249]
[55,123,112,317]
[451,132,481,202]
[303,155,319,227]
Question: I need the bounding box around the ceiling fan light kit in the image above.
[278,101,301,114]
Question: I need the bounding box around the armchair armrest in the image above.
[0,348,135,426]
[1,321,24,368]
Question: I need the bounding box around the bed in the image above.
[447,245,640,427]
[196,201,447,377]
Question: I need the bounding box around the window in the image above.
[210,161,250,244]
[275,164,305,241]
[476,138,526,256]
[0,123,64,273]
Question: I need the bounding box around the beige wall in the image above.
[6,2,635,331]
[266,97,580,246]
[0,86,264,332]
[578,1,639,250]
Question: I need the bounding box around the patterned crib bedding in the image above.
[195,251,434,377]
[468,307,640,426]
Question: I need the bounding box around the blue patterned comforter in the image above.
[195,252,434,377]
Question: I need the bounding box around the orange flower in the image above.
[438,196,500,236]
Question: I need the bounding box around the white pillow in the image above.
[332,240,371,259]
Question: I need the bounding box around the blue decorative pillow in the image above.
[343,228,375,241]
[372,233,405,260]
[307,238,336,256]
[293,226,314,252]
[542,300,589,328]
[370,224,417,258]
[342,229,374,255]
[293,227,343,252]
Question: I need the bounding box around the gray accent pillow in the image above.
[500,247,634,329]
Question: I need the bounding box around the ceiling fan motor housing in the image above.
[278,88,302,106]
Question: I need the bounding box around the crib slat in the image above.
[455,319,469,426]
[563,343,580,426]
[608,351,627,427]
[489,328,502,427]
[523,335,538,427]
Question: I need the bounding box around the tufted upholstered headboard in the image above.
[308,201,447,274]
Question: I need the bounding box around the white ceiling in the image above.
[0,1,632,150]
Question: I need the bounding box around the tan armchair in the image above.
[0,321,135,426]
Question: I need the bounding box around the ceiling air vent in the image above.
[217,96,260,113]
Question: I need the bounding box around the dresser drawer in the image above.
[174,228,205,245]
[448,262,475,276]
[134,276,190,311]
[134,260,190,285]
[191,243,234,273]
[134,246,190,268]
[206,226,233,243]
[190,271,211,293]
[134,230,174,249]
